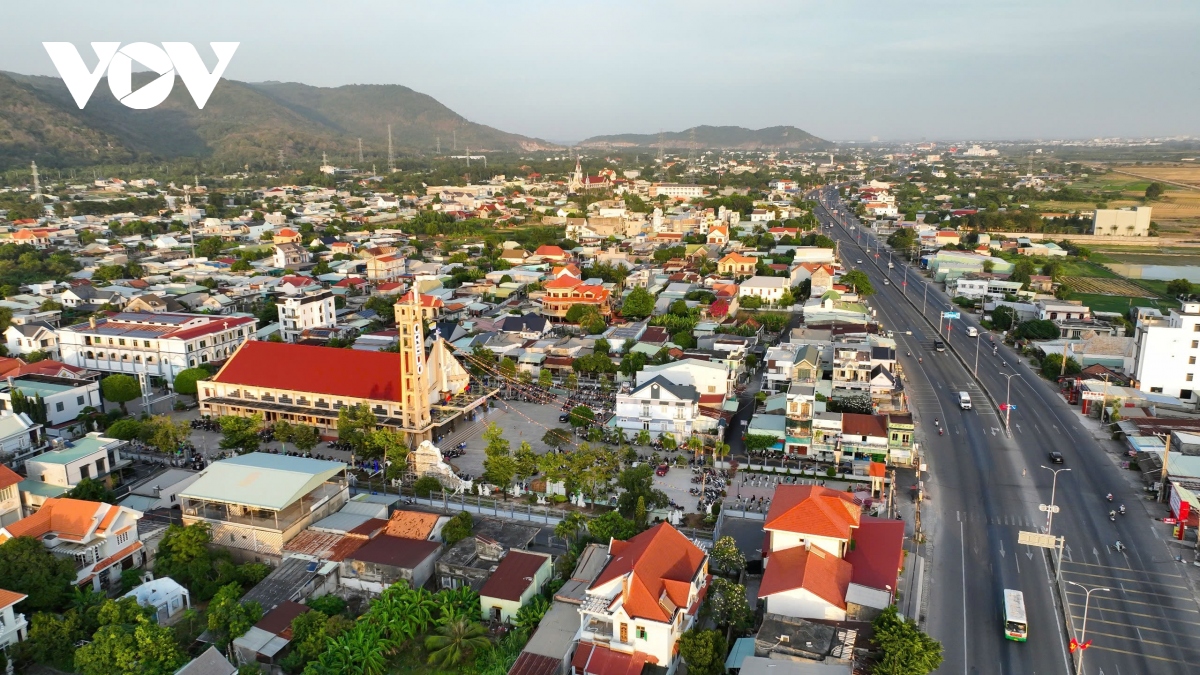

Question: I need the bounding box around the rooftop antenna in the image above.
[387,124,394,173]
[358,138,364,163]
[31,161,42,204]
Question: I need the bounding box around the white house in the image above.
[4,322,58,359]
[0,412,41,466]
[123,575,191,624]
[0,588,28,649]
[738,276,789,303]
[613,376,714,439]
[636,358,732,398]
[0,497,145,592]
[0,375,102,431]
[57,312,256,388]
[576,523,708,675]
[0,465,22,527]
[277,290,337,342]
[1132,302,1200,399]
[21,433,126,510]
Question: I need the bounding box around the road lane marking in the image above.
[1062,560,1185,578]
[1074,628,1200,655]
[1065,590,1200,612]
[960,520,967,675]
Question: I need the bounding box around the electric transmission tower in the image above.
[387,124,395,173]
[30,161,42,204]
[358,138,364,163]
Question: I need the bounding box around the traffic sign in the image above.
[942,311,961,319]
[1018,530,1059,549]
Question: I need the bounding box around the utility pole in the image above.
[1160,431,1173,502]
[1059,340,1069,378]
[1040,465,1070,533]
[1001,372,1020,431]
[388,124,395,172]
[974,332,980,376]
[923,282,929,315]
[1065,582,1109,675]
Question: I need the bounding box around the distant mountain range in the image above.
[0,72,559,170]
[578,125,831,151]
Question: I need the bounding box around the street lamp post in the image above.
[1001,372,1021,430]
[1065,581,1110,675]
[973,333,980,376]
[922,282,929,316]
[1040,465,1071,533]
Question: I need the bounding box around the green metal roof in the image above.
[18,479,69,498]
[28,434,115,465]
[179,452,346,511]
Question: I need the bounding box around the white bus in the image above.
[1003,589,1028,642]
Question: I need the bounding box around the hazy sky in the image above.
[6,0,1198,143]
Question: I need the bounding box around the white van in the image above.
[959,392,972,410]
[966,327,978,337]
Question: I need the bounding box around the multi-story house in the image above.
[21,433,127,511]
[179,453,349,565]
[539,276,611,321]
[0,497,145,592]
[613,376,714,439]
[365,248,405,282]
[3,322,58,360]
[1131,302,1200,399]
[272,243,311,270]
[576,523,708,675]
[0,374,103,431]
[0,465,22,526]
[57,312,256,388]
[831,347,872,393]
[0,588,28,649]
[277,290,337,343]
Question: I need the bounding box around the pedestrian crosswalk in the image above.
[957,510,1043,529]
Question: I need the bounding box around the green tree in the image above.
[1010,259,1036,290]
[1145,182,1166,201]
[677,628,727,675]
[0,536,78,612]
[709,535,747,576]
[704,577,753,631]
[290,424,319,452]
[1012,319,1060,340]
[840,269,875,296]
[615,464,668,518]
[413,476,443,497]
[1167,278,1193,297]
[442,511,474,547]
[990,305,1016,331]
[621,286,655,320]
[587,511,637,542]
[66,477,117,503]
[75,611,186,675]
[23,610,83,669]
[542,427,572,449]
[142,415,191,453]
[634,496,647,528]
[512,595,551,634]
[539,368,553,388]
[219,413,263,454]
[172,367,209,399]
[337,403,378,454]
[1041,353,1082,378]
[872,605,944,675]
[207,583,263,648]
[424,617,490,667]
[101,374,140,414]
[514,441,538,481]
[568,404,594,428]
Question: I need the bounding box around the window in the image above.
[1194,325,1199,332]
[1192,357,1197,365]
[96,458,105,474]
[1193,341,1199,349]
[620,624,628,642]
[636,626,647,640]
[79,464,90,480]
[77,396,84,405]
[1190,374,1195,382]
[1151,387,1164,393]
[55,401,64,412]
[119,338,126,346]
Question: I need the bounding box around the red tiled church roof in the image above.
[213,341,407,402]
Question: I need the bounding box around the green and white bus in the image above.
[1003,589,1028,642]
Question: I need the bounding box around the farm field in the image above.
[1060,276,1154,297]
[1112,165,1200,188]
[1067,292,1170,314]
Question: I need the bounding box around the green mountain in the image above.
[0,71,558,170]
[579,125,830,151]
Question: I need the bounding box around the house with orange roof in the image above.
[272,228,302,244]
[717,252,757,277]
[576,522,709,673]
[10,229,51,249]
[794,263,836,296]
[706,224,729,246]
[758,541,853,620]
[763,485,861,558]
[552,264,582,279]
[365,246,406,282]
[539,276,611,321]
[532,244,568,262]
[0,497,144,592]
[0,587,27,647]
[0,465,22,527]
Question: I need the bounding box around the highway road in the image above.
[809,186,1200,675]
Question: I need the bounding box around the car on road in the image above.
[655,463,669,477]
[1048,451,1064,464]
[935,339,946,352]
[856,259,863,263]
[884,280,890,285]
[558,413,570,423]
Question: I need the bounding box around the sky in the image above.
[5,0,1199,144]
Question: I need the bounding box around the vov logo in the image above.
[42,42,239,110]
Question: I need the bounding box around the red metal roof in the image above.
[479,550,549,602]
[572,642,655,675]
[845,516,906,593]
[841,413,888,439]
[214,341,407,402]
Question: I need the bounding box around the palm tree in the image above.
[687,434,703,460]
[320,624,394,675]
[425,617,491,667]
[635,429,652,447]
[713,441,731,464]
[615,428,627,446]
